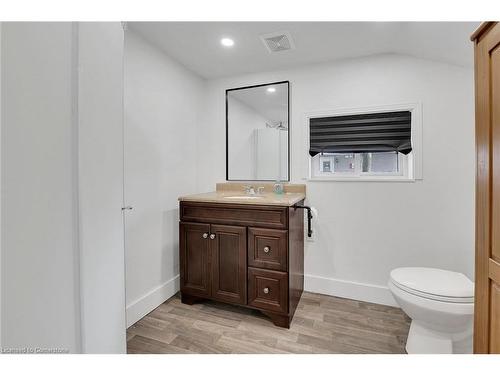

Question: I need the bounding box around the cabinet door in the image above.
[179,222,211,297]
[210,224,247,305]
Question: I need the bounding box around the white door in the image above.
[77,22,127,353]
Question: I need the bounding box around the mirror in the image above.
[226,81,289,181]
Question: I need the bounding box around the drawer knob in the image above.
[263,287,270,294]
[210,233,216,240]
[202,233,209,239]
[263,246,270,253]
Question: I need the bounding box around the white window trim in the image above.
[302,103,423,182]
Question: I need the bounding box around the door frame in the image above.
[472,21,500,353]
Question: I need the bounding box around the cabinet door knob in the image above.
[263,246,270,253]
[202,233,209,239]
[263,287,270,294]
[210,233,216,240]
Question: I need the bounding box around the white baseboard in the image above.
[304,274,398,307]
[126,275,180,328]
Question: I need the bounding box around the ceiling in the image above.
[129,22,479,79]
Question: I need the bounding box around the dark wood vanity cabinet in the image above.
[209,224,247,305]
[179,222,212,298]
[179,200,304,328]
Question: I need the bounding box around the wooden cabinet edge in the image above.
[471,22,497,42]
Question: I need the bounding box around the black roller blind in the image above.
[309,111,412,157]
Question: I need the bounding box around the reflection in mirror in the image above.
[226,81,289,181]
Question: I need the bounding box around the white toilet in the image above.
[388,267,474,354]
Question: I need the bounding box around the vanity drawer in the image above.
[180,201,288,229]
[248,227,288,271]
[248,267,288,313]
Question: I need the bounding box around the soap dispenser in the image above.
[273,180,284,194]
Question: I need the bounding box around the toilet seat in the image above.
[389,267,474,304]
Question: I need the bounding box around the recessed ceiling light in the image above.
[266,87,276,93]
[220,38,234,47]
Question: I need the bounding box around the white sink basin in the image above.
[223,195,264,200]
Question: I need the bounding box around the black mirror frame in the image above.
[225,80,290,182]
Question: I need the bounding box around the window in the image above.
[307,105,421,181]
[316,151,406,178]
[363,152,399,173]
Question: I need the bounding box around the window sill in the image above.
[305,177,416,183]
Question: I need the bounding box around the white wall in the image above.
[1,22,81,352]
[124,30,204,326]
[197,54,475,306]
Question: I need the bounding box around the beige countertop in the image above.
[178,191,305,206]
[179,184,305,207]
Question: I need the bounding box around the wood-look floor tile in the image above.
[274,339,314,354]
[127,324,177,345]
[192,320,240,336]
[241,311,278,327]
[134,315,171,330]
[168,306,241,328]
[296,333,377,354]
[148,309,197,328]
[322,301,409,324]
[167,324,221,346]
[221,328,278,347]
[169,335,232,354]
[127,292,410,354]
[293,307,324,321]
[216,336,288,354]
[313,321,406,354]
[289,315,316,328]
[203,305,260,323]
[201,300,255,317]
[127,335,191,354]
[298,295,321,308]
[126,331,136,342]
[316,317,406,342]
[237,320,299,343]
[289,320,335,340]
[358,300,405,314]
[322,311,410,336]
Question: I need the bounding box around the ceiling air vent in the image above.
[260,31,295,53]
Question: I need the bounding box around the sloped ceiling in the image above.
[129,22,479,79]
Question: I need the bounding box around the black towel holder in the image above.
[293,205,313,238]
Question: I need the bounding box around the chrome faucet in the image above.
[244,185,265,195]
[244,185,255,195]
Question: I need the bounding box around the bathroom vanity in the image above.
[178,183,305,328]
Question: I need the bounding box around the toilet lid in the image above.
[390,267,474,302]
